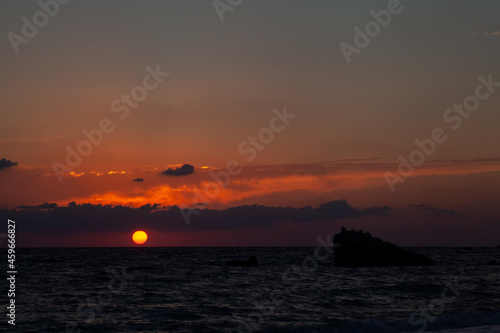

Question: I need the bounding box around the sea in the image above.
[9,247,500,332]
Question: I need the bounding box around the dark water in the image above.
[8,247,500,332]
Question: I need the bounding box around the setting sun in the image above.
[132,230,148,245]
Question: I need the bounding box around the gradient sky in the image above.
[1,0,500,246]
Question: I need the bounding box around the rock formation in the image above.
[333,227,434,267]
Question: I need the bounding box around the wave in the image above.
[251,310,500,333]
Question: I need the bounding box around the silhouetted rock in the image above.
[225,256,259,267]
[333,227,434,267]
[497,245,500,248]
[487,259,499,266]
[463,247,473,251]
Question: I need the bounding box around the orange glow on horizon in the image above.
[53,160,500,209]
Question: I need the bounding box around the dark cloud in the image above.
[17,202,57,210]
[0,158,18,170]
[132,178,144,182]
[410,204,455,216]
[1,199,390,233]
[161,164,195,176]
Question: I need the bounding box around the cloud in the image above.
[0,136,66,144]
[161,164,195,176]
[17,202,57,210]
[0,158,18,170]
[469,31,500,37]
[132,178,145,182]
[409,204,455,216]
[0,200,390,233]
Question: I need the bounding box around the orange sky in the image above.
[1,158,500,247]
[1,158,499,210]
[2,1,500,246]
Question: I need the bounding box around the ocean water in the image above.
[11,247,500,332]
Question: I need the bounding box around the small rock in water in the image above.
[225,256,259,267]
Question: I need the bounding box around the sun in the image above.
[132,230,148,245]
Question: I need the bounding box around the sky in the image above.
[1,0,500,247]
